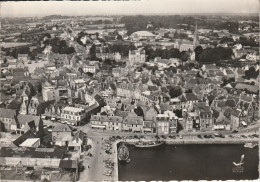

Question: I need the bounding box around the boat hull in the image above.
[118,144,130,162]
[134,141,165,148]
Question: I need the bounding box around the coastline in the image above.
[123,138,259,145]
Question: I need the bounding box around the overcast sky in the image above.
[1,0,259,17]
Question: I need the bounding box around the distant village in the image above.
[0,15,259,181]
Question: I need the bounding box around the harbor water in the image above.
[118,144,259,181]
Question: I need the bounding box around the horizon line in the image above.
[2,12,259,18]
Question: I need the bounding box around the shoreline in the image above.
[123,138,259,145]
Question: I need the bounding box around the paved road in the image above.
[78,122,260,138]
[79,135,115,181]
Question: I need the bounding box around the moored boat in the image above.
[244,142,258,148]
[118,142,130,163]
[134,141,165,148]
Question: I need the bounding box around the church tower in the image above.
[193,22,200,48]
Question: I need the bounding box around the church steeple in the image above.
[193,22,200,48]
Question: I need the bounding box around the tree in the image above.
[86,72,93,77]
[245,66,259,79]
[169,87,182,98]
[194,46,203,60]
[89,44,96,60]
[181,52,189,64]
[78,67,83,75]
[116,34,123,40]
[198,47,233,63]
[185,89,193,93]
[173,109,182,118]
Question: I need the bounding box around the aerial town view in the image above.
[0,0,259,181]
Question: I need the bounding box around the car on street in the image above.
[248,135,254,138]
[232,130,238,133]
[252,134,259,138]
[169,135,176,139]
[179,135,183,139]
[161,135,167,139]
[198,135,202,139]
[241,135,247,138]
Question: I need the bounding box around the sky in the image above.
[1,0,259,17]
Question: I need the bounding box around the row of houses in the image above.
[90,108,178,135]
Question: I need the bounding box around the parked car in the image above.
[232,130,238,133]
[241,135,247,138]
[248,135,254,138]
[208,135,214,139]
[161,135,167,139]
[179,135,183,139]
[197,135,202,139]
[252,134,259,138]
[169,135,176,139]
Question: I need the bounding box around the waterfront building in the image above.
[183,111,199,132]
[156,113,170,135]
[61,106,86,126]
[195,105,213,131]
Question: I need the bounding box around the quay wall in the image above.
[121,138,259,145]
[165,139,259,145]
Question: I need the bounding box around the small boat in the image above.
[118,142,130,163]
[233,154,244,167]
[134,141,165,148]
[244,143,258,148]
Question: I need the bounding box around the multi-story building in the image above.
[42,86,60,102]
[0,108,16,132]
[156,113,170,135]
[183,111,199,132]
[52,124,72,146]
[83,65,96,73]
[61,106,86,126]
[129,49,146,65]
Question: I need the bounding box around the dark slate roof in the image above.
[72,130,84,142]
[0,147,66,159]
[240,94,253,102]
[159,103,172,111]
[180,95,187,102]
[17,114,40,126]
[212,109,220,119]
[7,99,22,110]
[0,108,16,118]
[185,93,198,101]
[37,100,56,115]
[52,124,72,132]
[114,110,129,117]
[12,130,36,147]
[59,160,78,169]
[231,109,241,117]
